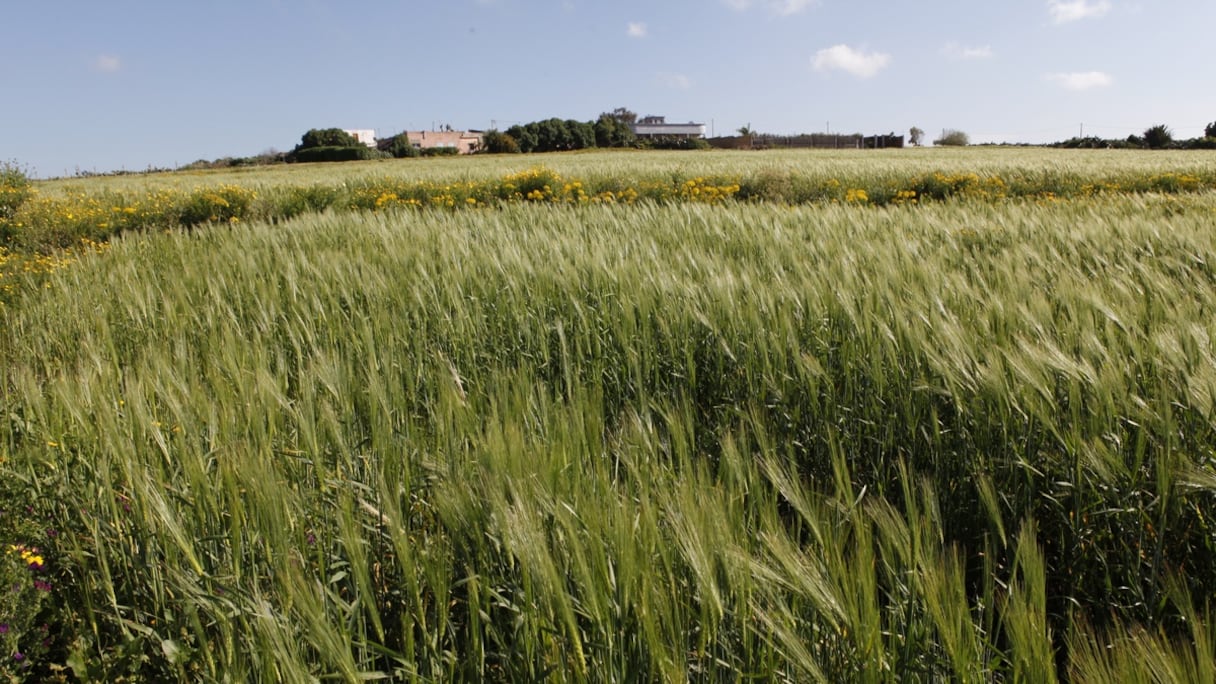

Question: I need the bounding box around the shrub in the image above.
[1,161,32,226]
[594,114,635,148]
[480,130,521,154]
[1143,124,1173,149]
[276,185,345,219]
[380,134,420,159]
[296,128,359,150]
[934,129,970,146]
[0,473,62,681]
[290,146,385,164]
[178,185,256,226]
[420,146,459,157]
[636,136,710,151]
[1205,121,1216,138]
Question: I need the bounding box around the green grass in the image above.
[1,151,1215,680]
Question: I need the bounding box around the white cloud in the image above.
[1048,0,1111,24]
[655,72,692,90]
[1046,71,1114,90]
[812,45,890,79]
[772,0,816,14]
[724,0,817,16]
[627,22,647,38]
[93,54,122,73]
[942,42,993,60]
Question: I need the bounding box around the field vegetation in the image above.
[1,149,1215,681]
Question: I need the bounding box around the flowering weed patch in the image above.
[0,477,61,681]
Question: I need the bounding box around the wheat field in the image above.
[2,150,1215,681]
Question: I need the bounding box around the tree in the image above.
[480,130,520,154]
[594,113,635,148]
[608,107,638,125]
[381,133,420,159]
[533,118,573,152]
[736,124,755,150]
[934,129,969,146]
[1143,124,1173,149]
[296,128,359,151]
[565,119,597,151]
[1205,121,1216,138]
[505,124,538,153]
[909,127,924,146]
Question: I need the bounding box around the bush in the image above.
[178,185,257,226]
[380,134,420,159]
[290,146,385,164]
[934,129,970,146]
[0,472,63,681]
[1205,121,1216,138]
[420,146,459,157]
[1,161,32,223]
[594,114,635,148]
[296,128,359,151]
[276,185,344,219]
[1143,124,1173,149]
[636,136,710,151]
[480,130,521,154]
[1185,137,1216,150]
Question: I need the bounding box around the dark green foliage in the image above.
[291,146,385,163]
[380,133,420,159]
[1206,121,1216,138]
[637,136,711,150]
[420,146,459,157]
[506,118,599,153]
[607,107,637,124]
[289,128,379,163]
[1184,136,1216,150]
[480,130,521,154]
[534,118,574,152]
[296,128,359,150]
[1143,124,1174,149]
[505,124,538,153]
[594,114,635,148]
[565,119,596,151]
[179,151,288,170]
[1053,136,1138,149]
[1,160,32,223]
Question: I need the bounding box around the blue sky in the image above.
[3,0,1214,176]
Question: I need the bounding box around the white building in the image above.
[629,116,706,139]
[344,129,377,147]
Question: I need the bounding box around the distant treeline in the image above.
[483,109,709,154]
[1051,122,1216,150]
